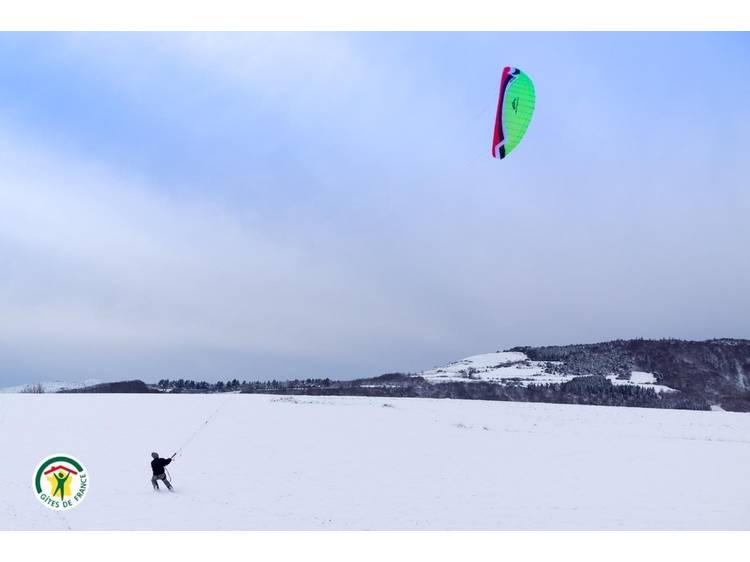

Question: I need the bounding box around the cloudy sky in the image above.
[0,32,748,386]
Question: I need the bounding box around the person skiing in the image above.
[150,452,174,491]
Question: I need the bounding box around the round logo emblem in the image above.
[33,454,89,510]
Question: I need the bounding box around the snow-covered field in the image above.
[1,393,748,530]
[421,352,677,392]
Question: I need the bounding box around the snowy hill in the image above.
[413,339,750,410]
[420,351,677,393]
[1,393,748,530]
[513,339,750,403]
[0,379,100,393]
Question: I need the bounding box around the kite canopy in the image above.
[491,67,535,159]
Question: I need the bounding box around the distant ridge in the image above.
[61,380,158,394]
[509,338,750,402]
[14,338,749,412]
[0,379,101,393]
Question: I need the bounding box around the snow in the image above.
[2,393,749,530]
[0,379,100,393]
[421,353,677,392]
[610,371,677,393]
[630,371,657,384]
[421,352,551,383]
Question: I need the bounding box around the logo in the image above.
[512,97,520,114]
[33,454,89,510]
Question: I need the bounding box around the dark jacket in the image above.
[151,457,172,476]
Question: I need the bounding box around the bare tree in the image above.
[20,383,45,394]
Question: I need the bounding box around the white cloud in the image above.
[0,125,456,370]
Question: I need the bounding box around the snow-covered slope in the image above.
[1,393,748,530]
[421,352,676,392]
[421,351,551,382]
[0,379,100,393]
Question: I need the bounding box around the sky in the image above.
[0,32,748,386]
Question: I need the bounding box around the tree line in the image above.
[238,373,711,411]
[154,373,709,410]
[156,377,333,393]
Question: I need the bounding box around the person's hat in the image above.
[151,452,159,459]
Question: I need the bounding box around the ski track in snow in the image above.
[1,393,749,530]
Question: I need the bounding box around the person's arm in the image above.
[164,458,172,466]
